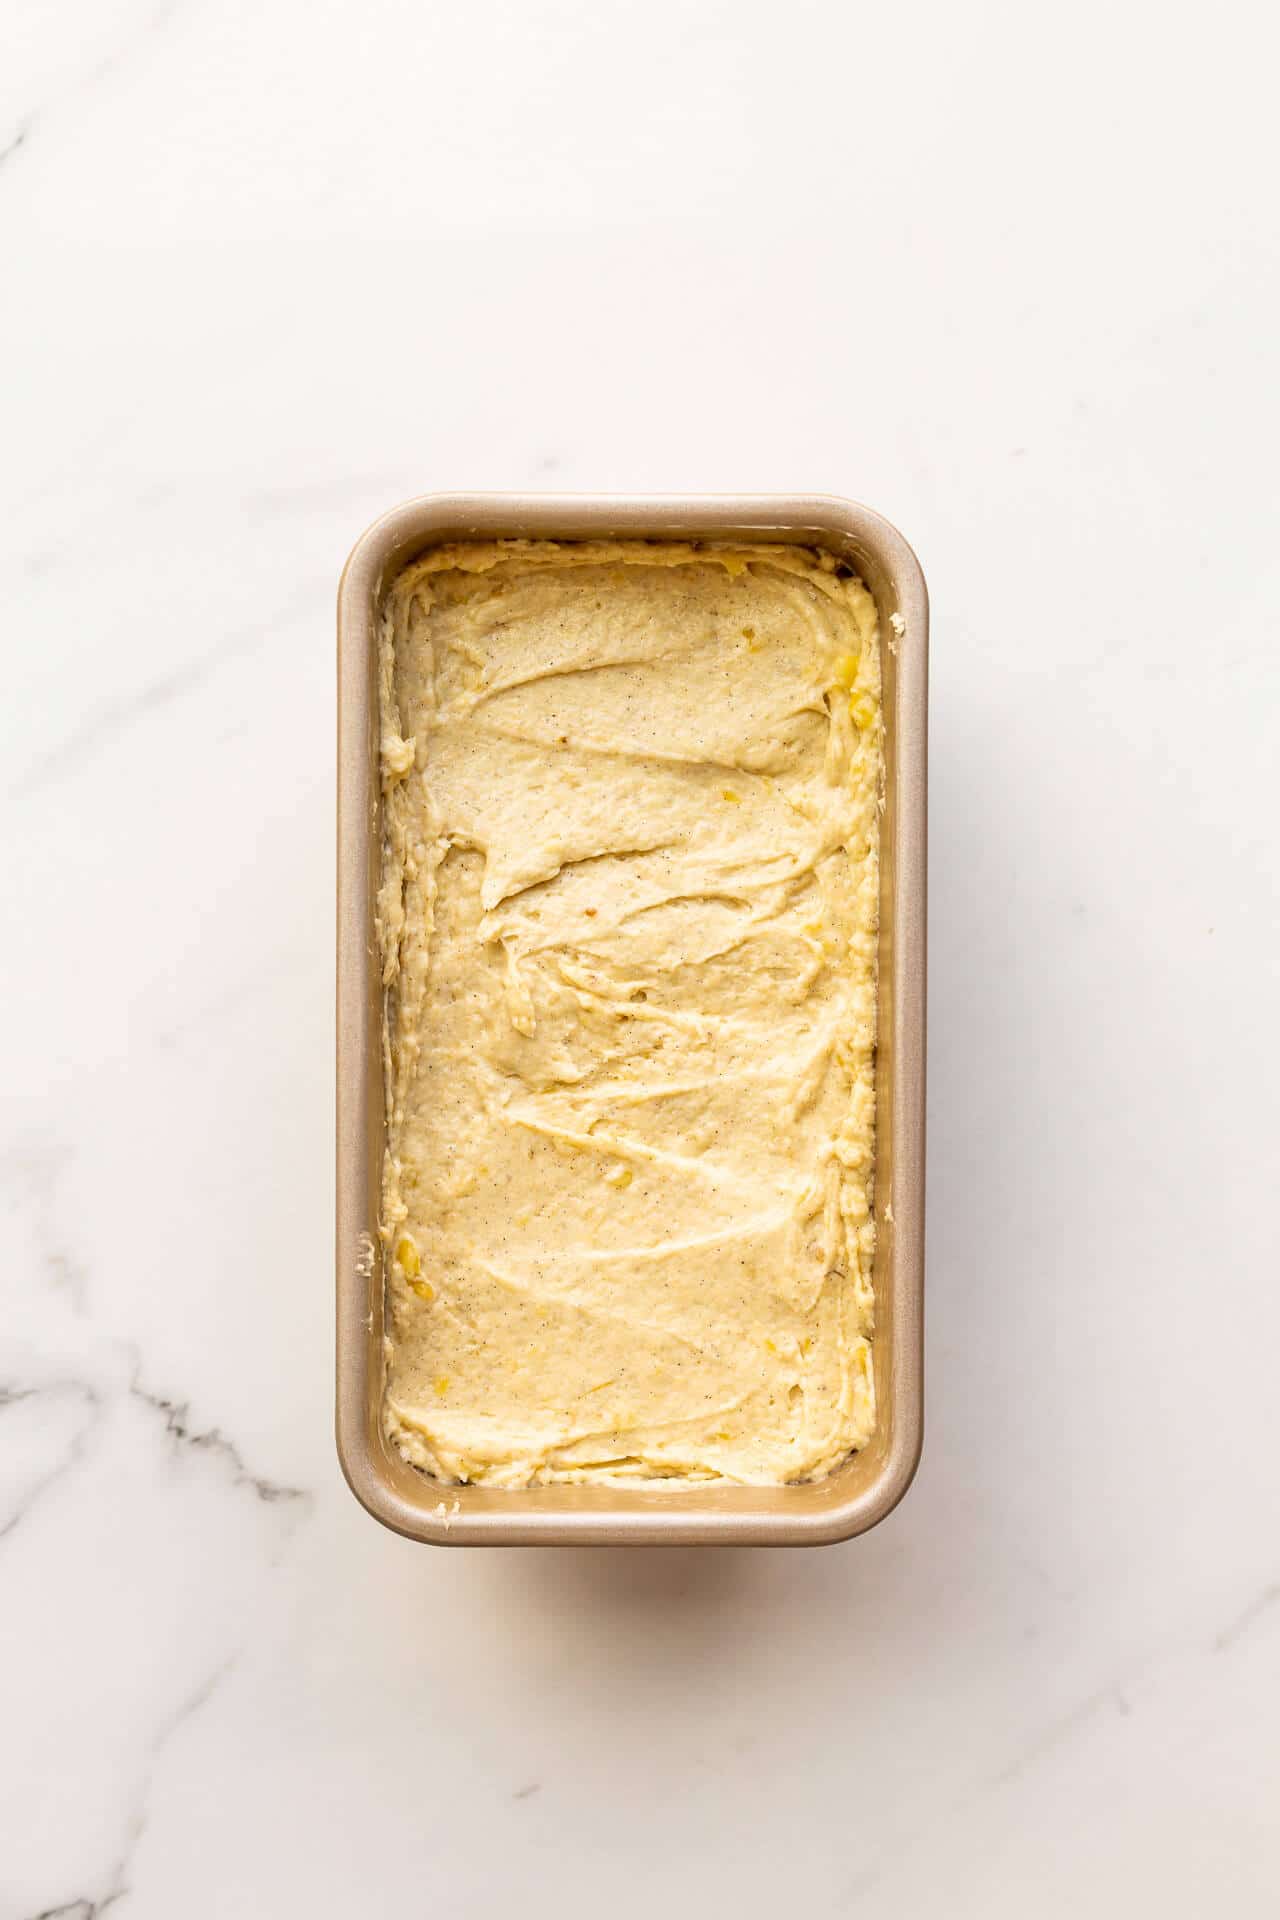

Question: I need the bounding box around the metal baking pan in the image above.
[337,494,927,1545]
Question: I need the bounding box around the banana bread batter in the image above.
[377,541,881,1486]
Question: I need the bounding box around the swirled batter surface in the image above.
[378,541,881,1486]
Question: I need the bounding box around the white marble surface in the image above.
[3,0,1279,1912]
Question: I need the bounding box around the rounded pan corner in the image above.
[333,1407,396,1532]
[847,1416,925,1543]
[815,494,929,624]
[337,511,388,622]
[336,494,444,634]
[334,1413,462,1550]
[338,524,392,638]
[776,1419,924,1550]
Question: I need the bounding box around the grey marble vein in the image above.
[85,0,182,87]
[28,1901,118,1919]
[0,121,31,169]
[16,644,260,798]
[990,1686,1132,1789]
[13,579,324,800]
[21,1658,237,1920]
[1215,1581,1280,1652]
[26,1874,128,1920]
[3,0,182,194]
[0,1379,103,1543]
[128,1367,310,1506]
[0,1141,90,1311]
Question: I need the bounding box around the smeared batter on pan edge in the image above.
[377,541,881,1487]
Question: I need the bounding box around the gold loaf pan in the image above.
[337,495,927,1545]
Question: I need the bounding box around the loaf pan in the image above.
[337,494,927,1545]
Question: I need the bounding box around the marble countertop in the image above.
[3,1,1278,1913]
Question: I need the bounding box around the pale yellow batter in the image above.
[377,541,881,1487]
